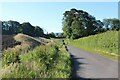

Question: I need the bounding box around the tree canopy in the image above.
[2,20,44,37]
[62,8,105,39]
[103,18,120,31]
[2,20,20,35]
[2,9,120,39]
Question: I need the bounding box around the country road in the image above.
[68,46,118,78]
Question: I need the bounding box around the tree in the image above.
[62,9,75,38]
[2,20,45,37]
[19,22,35,36]
[71,19,84,39]
[34,26,44,37]
[62,8,103,39]
[94,20,104,33]
[111,18,120,30]
[56,33,59,37]
[103,18,120,31]
[47,32,56,38]
[2,20,20,35]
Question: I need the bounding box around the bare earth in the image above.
[68,46,118,78]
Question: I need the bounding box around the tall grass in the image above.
[2,44,71,78]
[69,31,119,59]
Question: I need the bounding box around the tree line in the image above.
[62,8,120,39]
[2,20,44,37]
[2,20,63,38]
[2,20,65,38]
[2,8,119,39]
[2,20,58,38]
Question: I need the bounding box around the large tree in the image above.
[62,8,104,39]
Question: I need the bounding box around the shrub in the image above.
[2,48,20,66]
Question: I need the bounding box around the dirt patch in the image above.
[2,35,21,50]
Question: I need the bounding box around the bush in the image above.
[2,48,21,66]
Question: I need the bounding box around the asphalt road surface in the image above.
[68,46,118,78]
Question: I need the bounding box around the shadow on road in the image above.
[70,54,96,80]
[67,46,119,80]
[67,47,92,80]
[70,54,88,79]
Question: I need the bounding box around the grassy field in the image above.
[1,34,71,78]
[68,31,119,60]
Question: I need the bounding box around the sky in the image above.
[0,2,118,33]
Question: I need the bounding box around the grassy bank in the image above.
[68,31,119,60]
[1,34,71,78]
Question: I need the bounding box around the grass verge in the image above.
[66,31,119,60]
[2,44,71,78]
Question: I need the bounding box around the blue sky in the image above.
[1,2,118,33]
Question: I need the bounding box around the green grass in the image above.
[2,44,71,78]
[1,34,71,78]
[68,31,119,60]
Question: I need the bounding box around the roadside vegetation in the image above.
[62,8,119,60]
[1,34,71,78]
[68,31,119,60]
[1,8,119,78]
[62,8,120,39]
